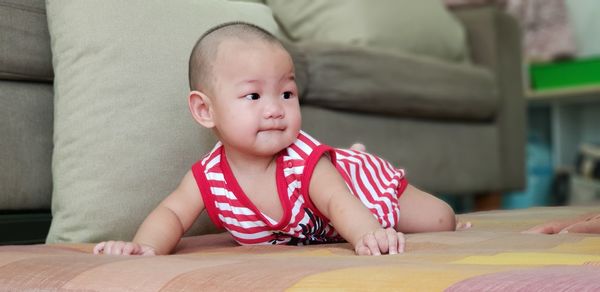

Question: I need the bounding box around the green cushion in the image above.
[46,0,280,243]
[266,0,468,62]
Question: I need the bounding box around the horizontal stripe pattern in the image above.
[193,131,405,245]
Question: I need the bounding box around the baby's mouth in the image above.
[259,124,286,131]
[259,127,285,133]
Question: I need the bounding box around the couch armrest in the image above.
[452,5,526,191]
[450,5,518,72]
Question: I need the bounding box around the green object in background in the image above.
[530,57,600,90]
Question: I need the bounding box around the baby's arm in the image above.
[348,143,467,232]
[394,184,456,233]
[308,157,403,256]
[94,170,204,256]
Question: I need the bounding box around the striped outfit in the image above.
[191,131,408,245]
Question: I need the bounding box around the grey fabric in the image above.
[0,80,53,209]
[452,7,526,190]
[452,6,499,70]
[0,0,53,81]
[494,9,526,190]
[302,106,501,195]
[300,43,498,121]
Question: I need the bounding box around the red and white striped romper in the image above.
[191,131,408,245]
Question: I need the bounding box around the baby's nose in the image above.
[264,100,285,119]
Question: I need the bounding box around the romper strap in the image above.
[300,144,338,221]
[191,161,224,229]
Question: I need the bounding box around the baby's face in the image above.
[207,38,301,157]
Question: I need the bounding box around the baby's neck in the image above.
[223,146,277,175]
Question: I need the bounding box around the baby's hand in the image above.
[93,241,156,256]
[354,228,405,256]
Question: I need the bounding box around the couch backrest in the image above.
[0,0,54,210]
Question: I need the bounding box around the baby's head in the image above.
[187,22,301,157]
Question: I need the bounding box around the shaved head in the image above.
[188,22,283,93]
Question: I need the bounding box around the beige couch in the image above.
[0,0,524,244]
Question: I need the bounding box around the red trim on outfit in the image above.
[191,161,224,229]
[300,144,337,221]
[397,177,409,198]
[218,147,291,230]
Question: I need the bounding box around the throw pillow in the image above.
[46,0,280,243]
[266,0,468,62]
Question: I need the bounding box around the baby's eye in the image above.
[282,91,294,99]
[244,93,260,100]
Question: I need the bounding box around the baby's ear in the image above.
[188,90,215,128]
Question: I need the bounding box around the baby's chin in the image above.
[254,131,297,153]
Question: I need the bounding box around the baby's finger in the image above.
[386,229,398,255]
[104,241,117,255]
[102,241,115,255]
[105,241,125,255]
[374,229,389,254]
[355,244,372,256]
[93,242,106,255]
[397,232,405,253]
[363,232,381,256]
[122,243,137,255]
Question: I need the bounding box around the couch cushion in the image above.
[301,44,498,121]
[0,0,53,81]
[267,0,468,62]
[0,81,53,210]
[46,0,280,243]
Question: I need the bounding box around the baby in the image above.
[94,22,458,257]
